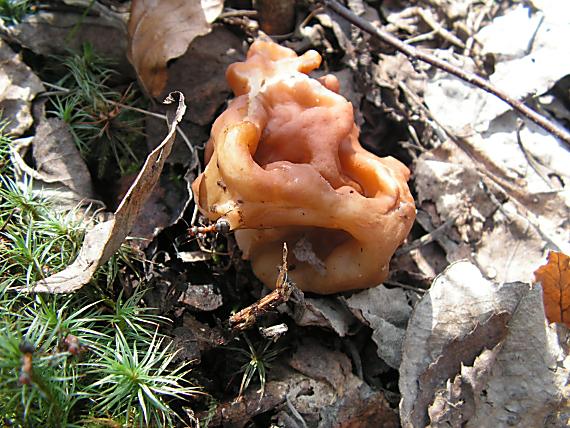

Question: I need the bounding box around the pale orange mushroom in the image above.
[192,40,415,294]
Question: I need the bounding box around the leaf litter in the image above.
[400,261,569,427]
[3,0,570,426]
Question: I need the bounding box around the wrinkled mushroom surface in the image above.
[192,40,415,294]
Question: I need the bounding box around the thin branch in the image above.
[324,0,570,148]
[395,215,457,256]
[515,119,554,188]
[218,9,258,19]
[286,394,308,428]
[383,280,426,294]
[229,244,296,332]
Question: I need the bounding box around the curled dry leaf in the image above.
[535,251,570,327]
[11,117,96,211]
[290,296,356,337]
[27,93,186,293]
[128,0,220,97]
[0,39,43,136]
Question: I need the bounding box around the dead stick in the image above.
[324,0,570,148]
[229,244,295,332]
[395,215,457,256]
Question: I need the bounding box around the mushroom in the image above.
[192,40,415,294]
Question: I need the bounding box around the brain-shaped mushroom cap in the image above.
[192,40,416,294]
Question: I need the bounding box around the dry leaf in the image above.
[11,117,96,211]
[178,250,212,263]
[26,92,186,293]
[535,251,570,326]
[424,3,570,133]
[128,0,217,97]
[399,260,569,427]
[289,341,399,428]
[0,39,44,136]
[413,142,569,285]
[290,296,356,337]
[178,284,223,311]
[344,285,412,368]
[116,167,193,250]
[2,12,131,76]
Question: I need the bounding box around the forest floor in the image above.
[0,0,569,427]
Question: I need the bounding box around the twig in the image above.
[414,7,465,49]
[515,119,554,188]
[344,339,364,379]
[229,244,295,332]
[395,215,457,256]
[259,323,288,341]
[218,9,258,20]
[286,393,308,428]
[299,6,325,30]
[323,0,570,148]
[404,30,437,45]
[383,279,426,294]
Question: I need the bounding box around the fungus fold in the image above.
[192,40,416,294]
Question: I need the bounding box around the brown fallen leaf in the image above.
[290,296,356,338]
[26,92,186,293]
[535,251,570,327]
[128,0,221,97]
[112,166,192,250]
[289,341,399,428]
